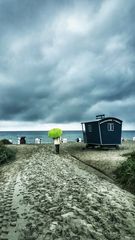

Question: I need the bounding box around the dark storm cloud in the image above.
[0,0,135,126]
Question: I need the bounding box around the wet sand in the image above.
[0,143,135,240]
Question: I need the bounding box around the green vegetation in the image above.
[0,139,12,144]
[114,152,135,194]
[0,143,16,164]
[48,128,63,138]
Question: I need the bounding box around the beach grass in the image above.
[114,151,135,194]
[0,143,16,164]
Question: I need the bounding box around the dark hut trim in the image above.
[100,119,122,125]
[81,117,122,125]
[98,122,102,144]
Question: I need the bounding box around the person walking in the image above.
[54,137,60,154]
[48,128,62,154]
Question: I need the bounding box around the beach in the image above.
[0,143,135,240]
[61,141,135,177]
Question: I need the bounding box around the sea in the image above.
[0,130,135,144]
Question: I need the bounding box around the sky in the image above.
[0,0,135,130]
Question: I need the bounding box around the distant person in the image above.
[20,137,26,144]
[76,138,79,142]
[54,137,60,154]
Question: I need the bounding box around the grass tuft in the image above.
[0,139,12,144]
[0,143,16,164]
[114,151,135,194]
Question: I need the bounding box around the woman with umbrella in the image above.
[48,128,62,154]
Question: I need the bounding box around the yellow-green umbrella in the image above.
[48,128,62,139]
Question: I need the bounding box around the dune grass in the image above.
[0,139,12,144]
[114,151,135,194]
[0,143,16,164]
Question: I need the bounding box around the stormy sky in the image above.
[0,0,135,130]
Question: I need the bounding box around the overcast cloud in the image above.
[0,0,135,129]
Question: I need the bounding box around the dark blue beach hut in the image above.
[81,115,122,148]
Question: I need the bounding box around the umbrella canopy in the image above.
[48,128,63,139]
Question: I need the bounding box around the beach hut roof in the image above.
[81,117,122,124]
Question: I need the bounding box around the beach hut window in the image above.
[88,124,92,132]
[107,123,114,131]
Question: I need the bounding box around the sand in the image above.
[61,141,135,177]
[0,143,135,240]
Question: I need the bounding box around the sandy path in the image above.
[0,144,135,240]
